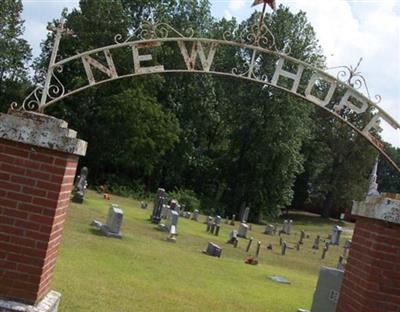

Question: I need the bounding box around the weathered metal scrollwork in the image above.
[223,23,290,55]
[10,87,42,112]
[114,20,194,44]
[327,58,382,104]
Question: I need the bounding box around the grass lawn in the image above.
[51,190,353,312]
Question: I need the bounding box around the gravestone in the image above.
[227,230,238,244]
[215,225,220,236]
[170,199,180,214]
[282,219,293,234]
[264,224,275,235]
[299,230,305,244]
[310,267,344,312]
[151,188,166,224]
[255,241,261,258]
[246,237,254,252]
[242,206,250,223]
[140,201,148,209]
[230,214,236,226]
[72,166,88,203]
[90,204,123,238]
[215,215,222,225]
[270,276,291,284]
[281,241,287,255]
[203,242,222,257]
[343,240,351,258]
[312,235,320,250]
[336,256,345,270]
[160,204,170,219]
[166,210,179,231]
[238,222,249,238]
[167,225,177,242]
[321,244,328,259]
[330,226,343,245]
[210,222,216,234]
[191,209,199,221]
[288,220,293,234]
[282,220,289,234]
[106,204,123,233]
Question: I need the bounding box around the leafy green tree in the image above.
[212,7,325,219]
[30,0,382,220]
[0,0,32,112]
[378,143,400,193]
[294,107,377,218]
[34,0,180,187]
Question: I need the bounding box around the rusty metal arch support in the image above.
[10,20,400,174]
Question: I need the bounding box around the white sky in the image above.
[21,0,400,147]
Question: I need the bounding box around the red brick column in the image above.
[0,111,86,306]
[337,216,400,312]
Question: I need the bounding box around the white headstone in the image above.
[331,226,343,245]
[287,220,293,234]
[106,204,123,234]
[242,207,250,223]
[282,220,289,234]
[238,223,249,238]
[310,267,343,312]
[167,210,179,231]
[228,230,238,242]
[264,224,275,235]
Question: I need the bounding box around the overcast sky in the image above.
[21,0,400,147]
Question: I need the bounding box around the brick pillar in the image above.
[337,195,400,312]
[0,111,87,306]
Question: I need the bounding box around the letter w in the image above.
[178,41,218,72]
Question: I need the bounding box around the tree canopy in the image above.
[3,0,397,220]
[0,0,32,111]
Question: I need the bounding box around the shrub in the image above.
[168,188,200,212]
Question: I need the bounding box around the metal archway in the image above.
[11,19,400,173]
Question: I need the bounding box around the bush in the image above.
[167,188,200,212]
[105,178,149,200]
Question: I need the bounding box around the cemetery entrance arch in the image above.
[1,17,400,312]
[10,19,400,174]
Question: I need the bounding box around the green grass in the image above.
[51,190,353,312]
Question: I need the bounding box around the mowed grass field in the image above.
[51,190,353,312]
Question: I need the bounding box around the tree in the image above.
[293,107,377,218]
[0,0,32,112]
[34,0,180,187]
[378,143,400,194]
[213,7,325,219]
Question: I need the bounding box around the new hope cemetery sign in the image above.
[11,20,400,173]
